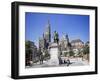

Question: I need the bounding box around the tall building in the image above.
[44,20,51,43]
[60,34,71,51]
[39,20,51,52]
[39,35,46,51]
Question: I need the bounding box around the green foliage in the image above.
[69,50,75,56]
[25,41,33,55]
[77,49,82,57]
[43,49,50,60]
[83,45,89,54]
[64,52,68,57]
[25,41,35,66]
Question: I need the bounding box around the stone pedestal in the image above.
[48,43,60,66]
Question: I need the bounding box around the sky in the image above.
[25,12,89,47]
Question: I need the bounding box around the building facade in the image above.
[71,39,84,50]
[59,34,72,56]
[39,20,51,51]
[60,34,71,51]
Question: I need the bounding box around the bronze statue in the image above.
[53,31,59,43]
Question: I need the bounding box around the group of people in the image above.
[59,57,71,66]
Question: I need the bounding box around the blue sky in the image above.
[25,12,89,46]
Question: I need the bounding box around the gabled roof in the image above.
[71,39,84,44]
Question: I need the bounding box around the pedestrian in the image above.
[67,59,70,66]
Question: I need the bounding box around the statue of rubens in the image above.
[53,31,59,43]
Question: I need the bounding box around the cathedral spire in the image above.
[44,19,51,42]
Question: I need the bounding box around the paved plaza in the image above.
[26,57,89,68]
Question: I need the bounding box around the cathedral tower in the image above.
[45,20,51,43]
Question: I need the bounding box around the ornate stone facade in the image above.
[71,39,84,50]
[60,34,71,51]
[39,20,51,51]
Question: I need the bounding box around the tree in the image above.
[43,49,50,60]
[25,41,34,66]
[64,52,68,57]
[69,50,74,56]
[82,44,89,61]
[77,49,83,57]
[83,45,89,54]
